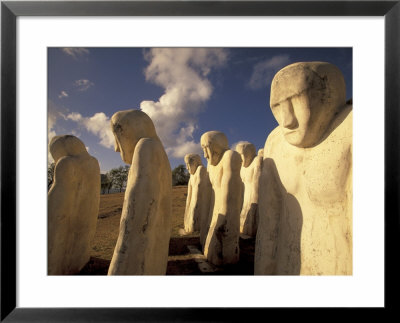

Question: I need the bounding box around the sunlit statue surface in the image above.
[255,62,352,275]
[201,131,242,266]
[48,135,100,275]
[183,154,212,248]
[108,109,172,275]
[235,142,262,237]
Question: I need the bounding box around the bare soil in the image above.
[79,186,255,275]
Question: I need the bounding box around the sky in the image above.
[48,47,352,173]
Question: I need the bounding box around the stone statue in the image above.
[258,148,264,158]
[255,62,352,275]
[108,109,172,275]
[235,142,262,237]
[183,154,212,248]
[48,135,100,275]
[200,131,242,266]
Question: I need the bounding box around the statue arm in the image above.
[48,157,75,272]
[220,151,242,216]
[252,156,263,200]
[126,139,165,234]
[48,157,75,222]
[194,166,208,204]
[255,135,283,275]
[184,177,192,217]
[109,138,171,274]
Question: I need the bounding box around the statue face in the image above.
[111,109,157,166]
[240,153,251,168]
[200,131,228,166]
[271,88,317,147]
[236,143,255,168]
[270,62,345,148]
[201,143,221,166]
[112,129,136,165]
[186,159,198,175]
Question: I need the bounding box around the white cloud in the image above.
[248,55,291,90]
[61,47,90,59]
[73,79,94,92]
[66,112,114,149]
[58,90,68,99]
[140,48,228,158]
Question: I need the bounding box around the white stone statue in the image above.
[48,135,100,275]
[255,62,352,275]
[235,142,263,237]
[200,131,242,266]
[183,154,212,247]
[108,109,172,275]
[258,148,264,158]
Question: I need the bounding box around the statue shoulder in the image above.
[55,156,75,173]
[53,156,77,187]
[198,165,210,182]
[88,155,100,171]
[198,165,207,175]
[328,104,352,142]
[222,150,242,171]
[135,138,164,160]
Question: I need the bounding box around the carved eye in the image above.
[113,123,122,133]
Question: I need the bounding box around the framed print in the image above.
[1,0,399,321]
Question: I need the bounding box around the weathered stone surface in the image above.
[235,142,262,237]
[201,131,242,266]
[255,62,352,275]
[108,109,172,275]
[258,148,264,158]
[183,154,212,248]
[48,135,100,275]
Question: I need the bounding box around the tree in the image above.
[48,162,55,191]
[107,165,130,193]
[172,164,190,186]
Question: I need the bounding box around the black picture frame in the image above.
[1,1,399,321]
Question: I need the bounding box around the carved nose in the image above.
[281,100,297,129]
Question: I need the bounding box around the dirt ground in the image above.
[79,186,255,275]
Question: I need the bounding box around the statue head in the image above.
[200,131,229,166]
[184,153,202,175]
[235,141,256,168]
[111,109,157,165]
[270,62,346,148]
[258,148,264,158]
[49,135,87,164]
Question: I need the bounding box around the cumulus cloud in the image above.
[61,47,90,59]
[73,79,94,92]
[58,90,68,99]
[66,112,114,149]
[140,48,228,158]
[248,55,291,90]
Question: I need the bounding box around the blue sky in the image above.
[48,47,352,173]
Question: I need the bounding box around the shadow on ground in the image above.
[78,235,255,275]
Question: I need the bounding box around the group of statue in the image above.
[48,61,352,276]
